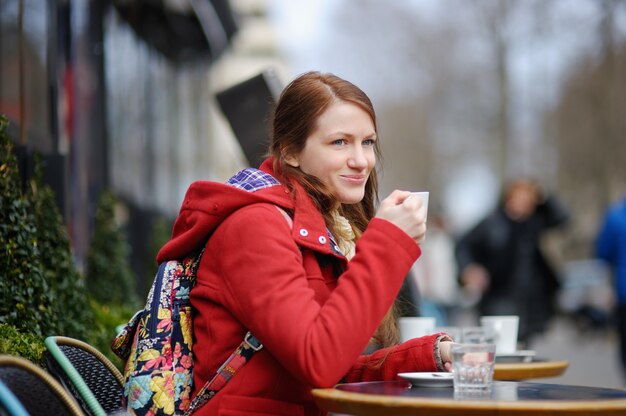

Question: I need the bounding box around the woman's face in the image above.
[286,101,377,205]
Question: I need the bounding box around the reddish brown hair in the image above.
[269,71,382,233]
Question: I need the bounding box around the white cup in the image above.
[480,315,519,354]
[410,191,429,221]
[398,317,436,342]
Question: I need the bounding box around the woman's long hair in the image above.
[268,71,399,347]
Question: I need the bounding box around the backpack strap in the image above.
[184,332,262,415]
[184,205,293,415]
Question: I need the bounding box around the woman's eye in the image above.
[363,139,376,146]
[332,138,347,145]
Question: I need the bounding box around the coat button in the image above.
[318,236,327,244]
[299,228,309,237]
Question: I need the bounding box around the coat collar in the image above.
[258,159,345,259]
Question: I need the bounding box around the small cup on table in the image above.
[480,315,519,355]
[398,317,436,343]
[452,343,496,397]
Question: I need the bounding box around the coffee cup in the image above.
[398,317,436,342]
[480,315,519,354]
[410,191,429,221]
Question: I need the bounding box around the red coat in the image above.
[157,160,443,416]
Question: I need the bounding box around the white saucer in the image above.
[495,350,536,362]
[398,372,454,387]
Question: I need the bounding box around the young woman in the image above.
[157,71,453,415]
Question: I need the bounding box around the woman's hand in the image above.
[439,340,453,372]
[375,190,427,244]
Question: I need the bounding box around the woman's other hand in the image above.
[375,190,427,244]
[439,340,454,372]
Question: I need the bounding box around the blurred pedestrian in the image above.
[595,193,626,379]
[455,179,569,345]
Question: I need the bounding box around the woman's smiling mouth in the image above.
[340,174,367,185]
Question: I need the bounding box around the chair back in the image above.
[44,336,124,416]
[0,355,84,416]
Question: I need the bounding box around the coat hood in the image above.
[156,158,331,262]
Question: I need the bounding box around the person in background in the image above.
[595,193,626,380]
[156,71,453,415]
[455,179,569,346]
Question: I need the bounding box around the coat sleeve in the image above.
[344,334,441,382]
[536,194,570,229]
[211,204,421,388]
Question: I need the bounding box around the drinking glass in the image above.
[452,343,496,395]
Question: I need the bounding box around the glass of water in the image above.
[452,343,496,395]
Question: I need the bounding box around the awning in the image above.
[111,0,238,63]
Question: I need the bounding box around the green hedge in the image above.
[1,115,90,337]
[0,114,137,370]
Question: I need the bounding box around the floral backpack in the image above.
[111,249,263,416]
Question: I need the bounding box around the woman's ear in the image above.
[282,150,300,168]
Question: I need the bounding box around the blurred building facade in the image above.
[1,0,287,287]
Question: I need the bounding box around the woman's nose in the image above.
[347,147,368,168]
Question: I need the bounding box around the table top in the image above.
[494,360,569,380]
[312,380,626,415]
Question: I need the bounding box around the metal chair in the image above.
[0,354,84,416]
[44,336,124,416]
